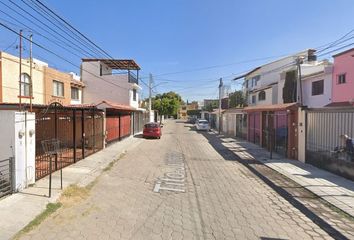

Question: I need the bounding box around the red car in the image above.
[143,122,162,139]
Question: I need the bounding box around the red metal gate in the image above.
[106,116,120,142]
[120,114,131,138]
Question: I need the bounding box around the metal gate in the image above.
[306,108,354,180]
[0,158,13,198]
[262,111,289,157]
[35,103,104,180]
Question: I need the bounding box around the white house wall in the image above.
[81,61,136,106]
[302,72,332,108]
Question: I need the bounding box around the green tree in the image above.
[151,91,183,117]
[229,90,247,108]
[203,101,218,112]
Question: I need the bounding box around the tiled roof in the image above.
[243,103,298,112]
[97,100,136,111]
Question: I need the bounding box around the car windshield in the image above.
[145,123,159,128]
[198,120,208,124]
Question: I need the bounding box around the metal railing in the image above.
[0,157,13,198]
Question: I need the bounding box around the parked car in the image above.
[187,116,197,124]
[143,122,162,139]
[195,119,210,131]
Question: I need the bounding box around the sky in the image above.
[1,0,354,102]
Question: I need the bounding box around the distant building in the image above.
[178,102,199,119]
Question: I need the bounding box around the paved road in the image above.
[20,120,333,240]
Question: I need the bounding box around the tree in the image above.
[229,90,247,108]
[151,91,183,118]
[203,101,218,112]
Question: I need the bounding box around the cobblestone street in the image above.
[20,120,339,240]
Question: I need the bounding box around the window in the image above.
[338,74,346,84]
[20,73,30,96]
[71,87,79,100]
[251,95,256,104]
[312,80,324,96]
[132,89,137,101]
[53,80,64,97]
[253,75,260,86]
[258,91,266,101]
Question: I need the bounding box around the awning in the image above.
[82,59,141,70]
[243,103,298,112]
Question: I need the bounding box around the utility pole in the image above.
[149,73,153,122]
[218,78,223,135]
[296,57,304,106]
[29,34,33,112]
[19,30,23,112]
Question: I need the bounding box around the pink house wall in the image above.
[332,48,354,103]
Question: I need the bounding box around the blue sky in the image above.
[1,0,354,102]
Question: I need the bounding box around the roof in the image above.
[96,100,136,111]
[243,103,299,112]
[224,108,245,114]
[82,59,141,70]
[70,80,85,88]
[233,67,261,80]
[0,102,100,110]
[210,109,226,114]
[324,101,354,107]
[332,48,354,58]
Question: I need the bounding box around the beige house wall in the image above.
[43,66,72,105]
[0,52,45,104]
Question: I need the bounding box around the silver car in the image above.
[195,119,210,131]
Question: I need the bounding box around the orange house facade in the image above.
[0,51,84,106]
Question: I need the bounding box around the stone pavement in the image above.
[17,120,335,240]
[0,136,143,240]
[214,133,354,218]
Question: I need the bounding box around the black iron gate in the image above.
[35,103,104,180]
[0,157,13,198]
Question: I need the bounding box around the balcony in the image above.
[128,71,138,84]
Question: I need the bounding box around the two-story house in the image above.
[234,49,333,160]
[81,59,145,142]
[0,51,84,106]
[326,48,354,107]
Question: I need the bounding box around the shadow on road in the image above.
[195,130,350,240]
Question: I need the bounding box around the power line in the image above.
[0,1,94,57]
[139,54,294,79]
[1,35,18,51]
[0,21,132,92]
[4,0,98,58]
[19,0,104,58]
[33,0,121,62]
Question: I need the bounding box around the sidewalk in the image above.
[211,131,354,218]
[0,136,143,240]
